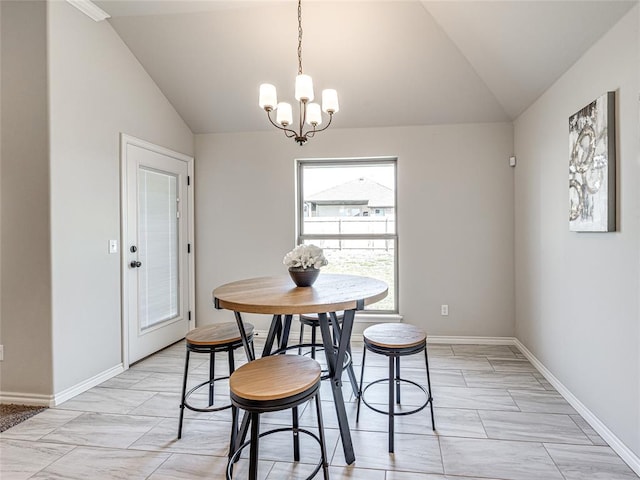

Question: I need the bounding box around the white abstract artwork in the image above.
[569,91,616,232]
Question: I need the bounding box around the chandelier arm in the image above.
[266,109,299,138]
[302,113,334,138]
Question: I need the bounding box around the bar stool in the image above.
[227,355,330,480]
[178,322,255,439]
[298,311,344,359]
[356,322,435,453]
[297,312,358,395]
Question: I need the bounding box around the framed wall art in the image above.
[568,91,616,232]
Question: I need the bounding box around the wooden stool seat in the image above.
[187,322,255,346]
[363,323,426,349]
[230,355,321,403]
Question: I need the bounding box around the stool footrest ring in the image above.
[226,426,325,480]
[183,376,232,413]
[361,378,432,417]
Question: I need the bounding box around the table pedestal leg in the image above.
[319,310,356,465]
[330,312,360,398]
[262,314,282,357]
[234,311,255,361]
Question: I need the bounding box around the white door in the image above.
[121,134,194,365]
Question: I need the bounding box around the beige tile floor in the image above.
[2,333,639,480]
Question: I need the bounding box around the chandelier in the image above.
[258,0,339,146]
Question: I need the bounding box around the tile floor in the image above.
[2,334,638,480]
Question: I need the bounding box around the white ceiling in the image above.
[93,0,636,134]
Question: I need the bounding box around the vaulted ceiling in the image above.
[94,0,636,134]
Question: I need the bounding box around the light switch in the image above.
[109,240,118,254]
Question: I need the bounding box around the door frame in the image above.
[120,133,195,369]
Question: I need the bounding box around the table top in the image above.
[213,273,388,315]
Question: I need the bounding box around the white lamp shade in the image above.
[295,74,314,102]
[322,89,339,113]
[306,103,322,126]
[276,102,293,126]
[259,84,277,110]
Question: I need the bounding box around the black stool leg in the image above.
[356,346,367,422]
[395,355,401,405]
[178,349,190,439]
[249,412,260,480]
[314,392,330,480]
[292,406,300,461]
[298,322,305,355]
[228,346,236,375]
[249,338,256,361]
[310,324,317,359]
[229,405,239,462]
[388,355,395,453]
[209,349,216,406]
[236,411,251,457]
[425,346,436,431]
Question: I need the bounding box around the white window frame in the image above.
[296,157,399,315]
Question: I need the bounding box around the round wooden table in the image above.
[213,273,388,314]
[213,273,388,465]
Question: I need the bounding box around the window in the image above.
[297,158,397,312]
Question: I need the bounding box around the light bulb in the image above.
[276,102,293,126]
[295,74,314,102]
[306,103,322,126]
[322,89,339,114]
[259,84,277,111]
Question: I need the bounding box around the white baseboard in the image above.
[0,364,124,408]
[428,335,517,345]
[52,363,124,406]
[0,392,54,407]
[513,339,640,477]
[355,313,403,323]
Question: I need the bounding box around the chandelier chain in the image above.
[297,0,303,75]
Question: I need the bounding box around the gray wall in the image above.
[0,0,53,398]
[0,0,194,400]
[47,1,194,394]
[195,123,515,336]
[514,6,639,457]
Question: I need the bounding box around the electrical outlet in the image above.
[0,345,4,361]
[441,304,449,316]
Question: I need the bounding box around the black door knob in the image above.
[130,261,142,268]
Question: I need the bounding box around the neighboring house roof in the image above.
[306,178,394,207]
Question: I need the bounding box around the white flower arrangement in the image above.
[283,244,328,270]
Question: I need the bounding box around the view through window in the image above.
[297,158,397,312]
